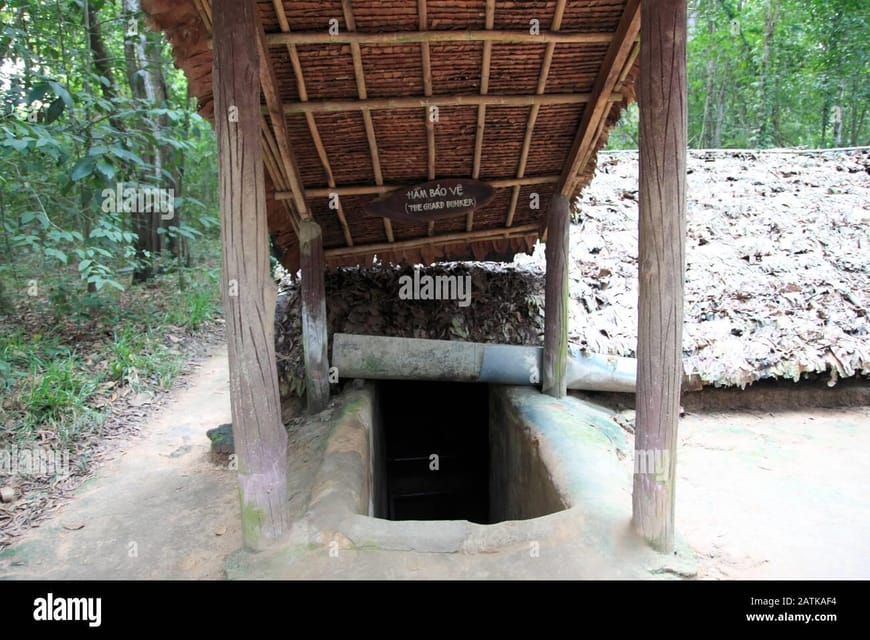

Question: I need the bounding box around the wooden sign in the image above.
[363,178,495,223]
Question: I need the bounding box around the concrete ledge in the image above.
[226,384,697,579]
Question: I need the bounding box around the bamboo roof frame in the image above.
[143,0,642,271]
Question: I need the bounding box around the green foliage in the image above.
[0,0,219,320]
[606,0,868,149]
[0,0,223,455]
[0,252,221,448]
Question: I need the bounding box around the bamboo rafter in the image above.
[324,223,540,259]
[254,17,311,222]
[275,174,560,200]
[467,0,496,233]
[506,0,567,228]
[272,0,352,245]
[557,0,642,198]
[192,0,301,230]
[339,0,393,244]
[573,39,642,191]
[147,0,642,269]
[278,92,620,115]
[264,30,614,47]
[418,0,438,237]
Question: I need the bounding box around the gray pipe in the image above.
[332,333,637,392]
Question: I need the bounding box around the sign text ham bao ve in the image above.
[363,179,496,223]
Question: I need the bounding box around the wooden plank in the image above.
[280,92,616,114]
[505,0,566,228]
[324,223,540,258]
[341,0,393,244]
[557,0,641,197]
[418,1,437,237]
[632,0,688,553]
[192,0,212,30]
[574,40,641,186]
[273,0,351,245]
[362,178,495,223]
[468,0,496,232]
[281,174,560,199]
[542,194,570,398]
[213,0,288,550]
[186,2,300,235]
[254,16,311,221]
[298,220,331,413]
[264,30,615,46]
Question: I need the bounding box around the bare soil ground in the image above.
[1,345,867,580]
[1,149,867,579]
[0,348,239,579]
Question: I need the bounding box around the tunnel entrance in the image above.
[374,381,490,524]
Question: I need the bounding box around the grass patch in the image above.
[0,242,222,451]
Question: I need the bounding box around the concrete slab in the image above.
[226,385,697,579]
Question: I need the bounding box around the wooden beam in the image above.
[195,0,299,234]
[273,0,351,245]
[299,220,331,414]
[260,116,300,232]
[574,40,642,190]
[542,194,570,398]
[557,0,641,197]
[264,30,614,46]
[254,16,311,221]
[506,0,566,228]
[277,174,560,200]
[467,0,496,232]
[280,92,619,114]
[213,0,288,550]
[419,0,437,237]
[341,0,393,244]
[632,0,688,553]
[324,223,540,259]
[192,0,212,31]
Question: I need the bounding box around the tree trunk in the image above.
[756,0,780,146]
[84,2,118,102]
[123,0,177,281]
[123,0,156,282]
[634,0,687,553]
[213,0,289,550]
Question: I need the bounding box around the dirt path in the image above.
[1,345,867,579]
[0,349,239,579]
[678,405,870,579]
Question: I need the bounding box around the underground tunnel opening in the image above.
[373,380,491,524]
[369,380,569,526]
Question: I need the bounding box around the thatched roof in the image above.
[141,0,640,271]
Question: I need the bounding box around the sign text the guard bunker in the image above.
[363,178,495,223]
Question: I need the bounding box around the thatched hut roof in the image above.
[141,0,640,271]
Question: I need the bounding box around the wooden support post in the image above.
[633,0,688,552]
[299,219,330,413]
[213,0,288,550]
[542,194,570,398]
